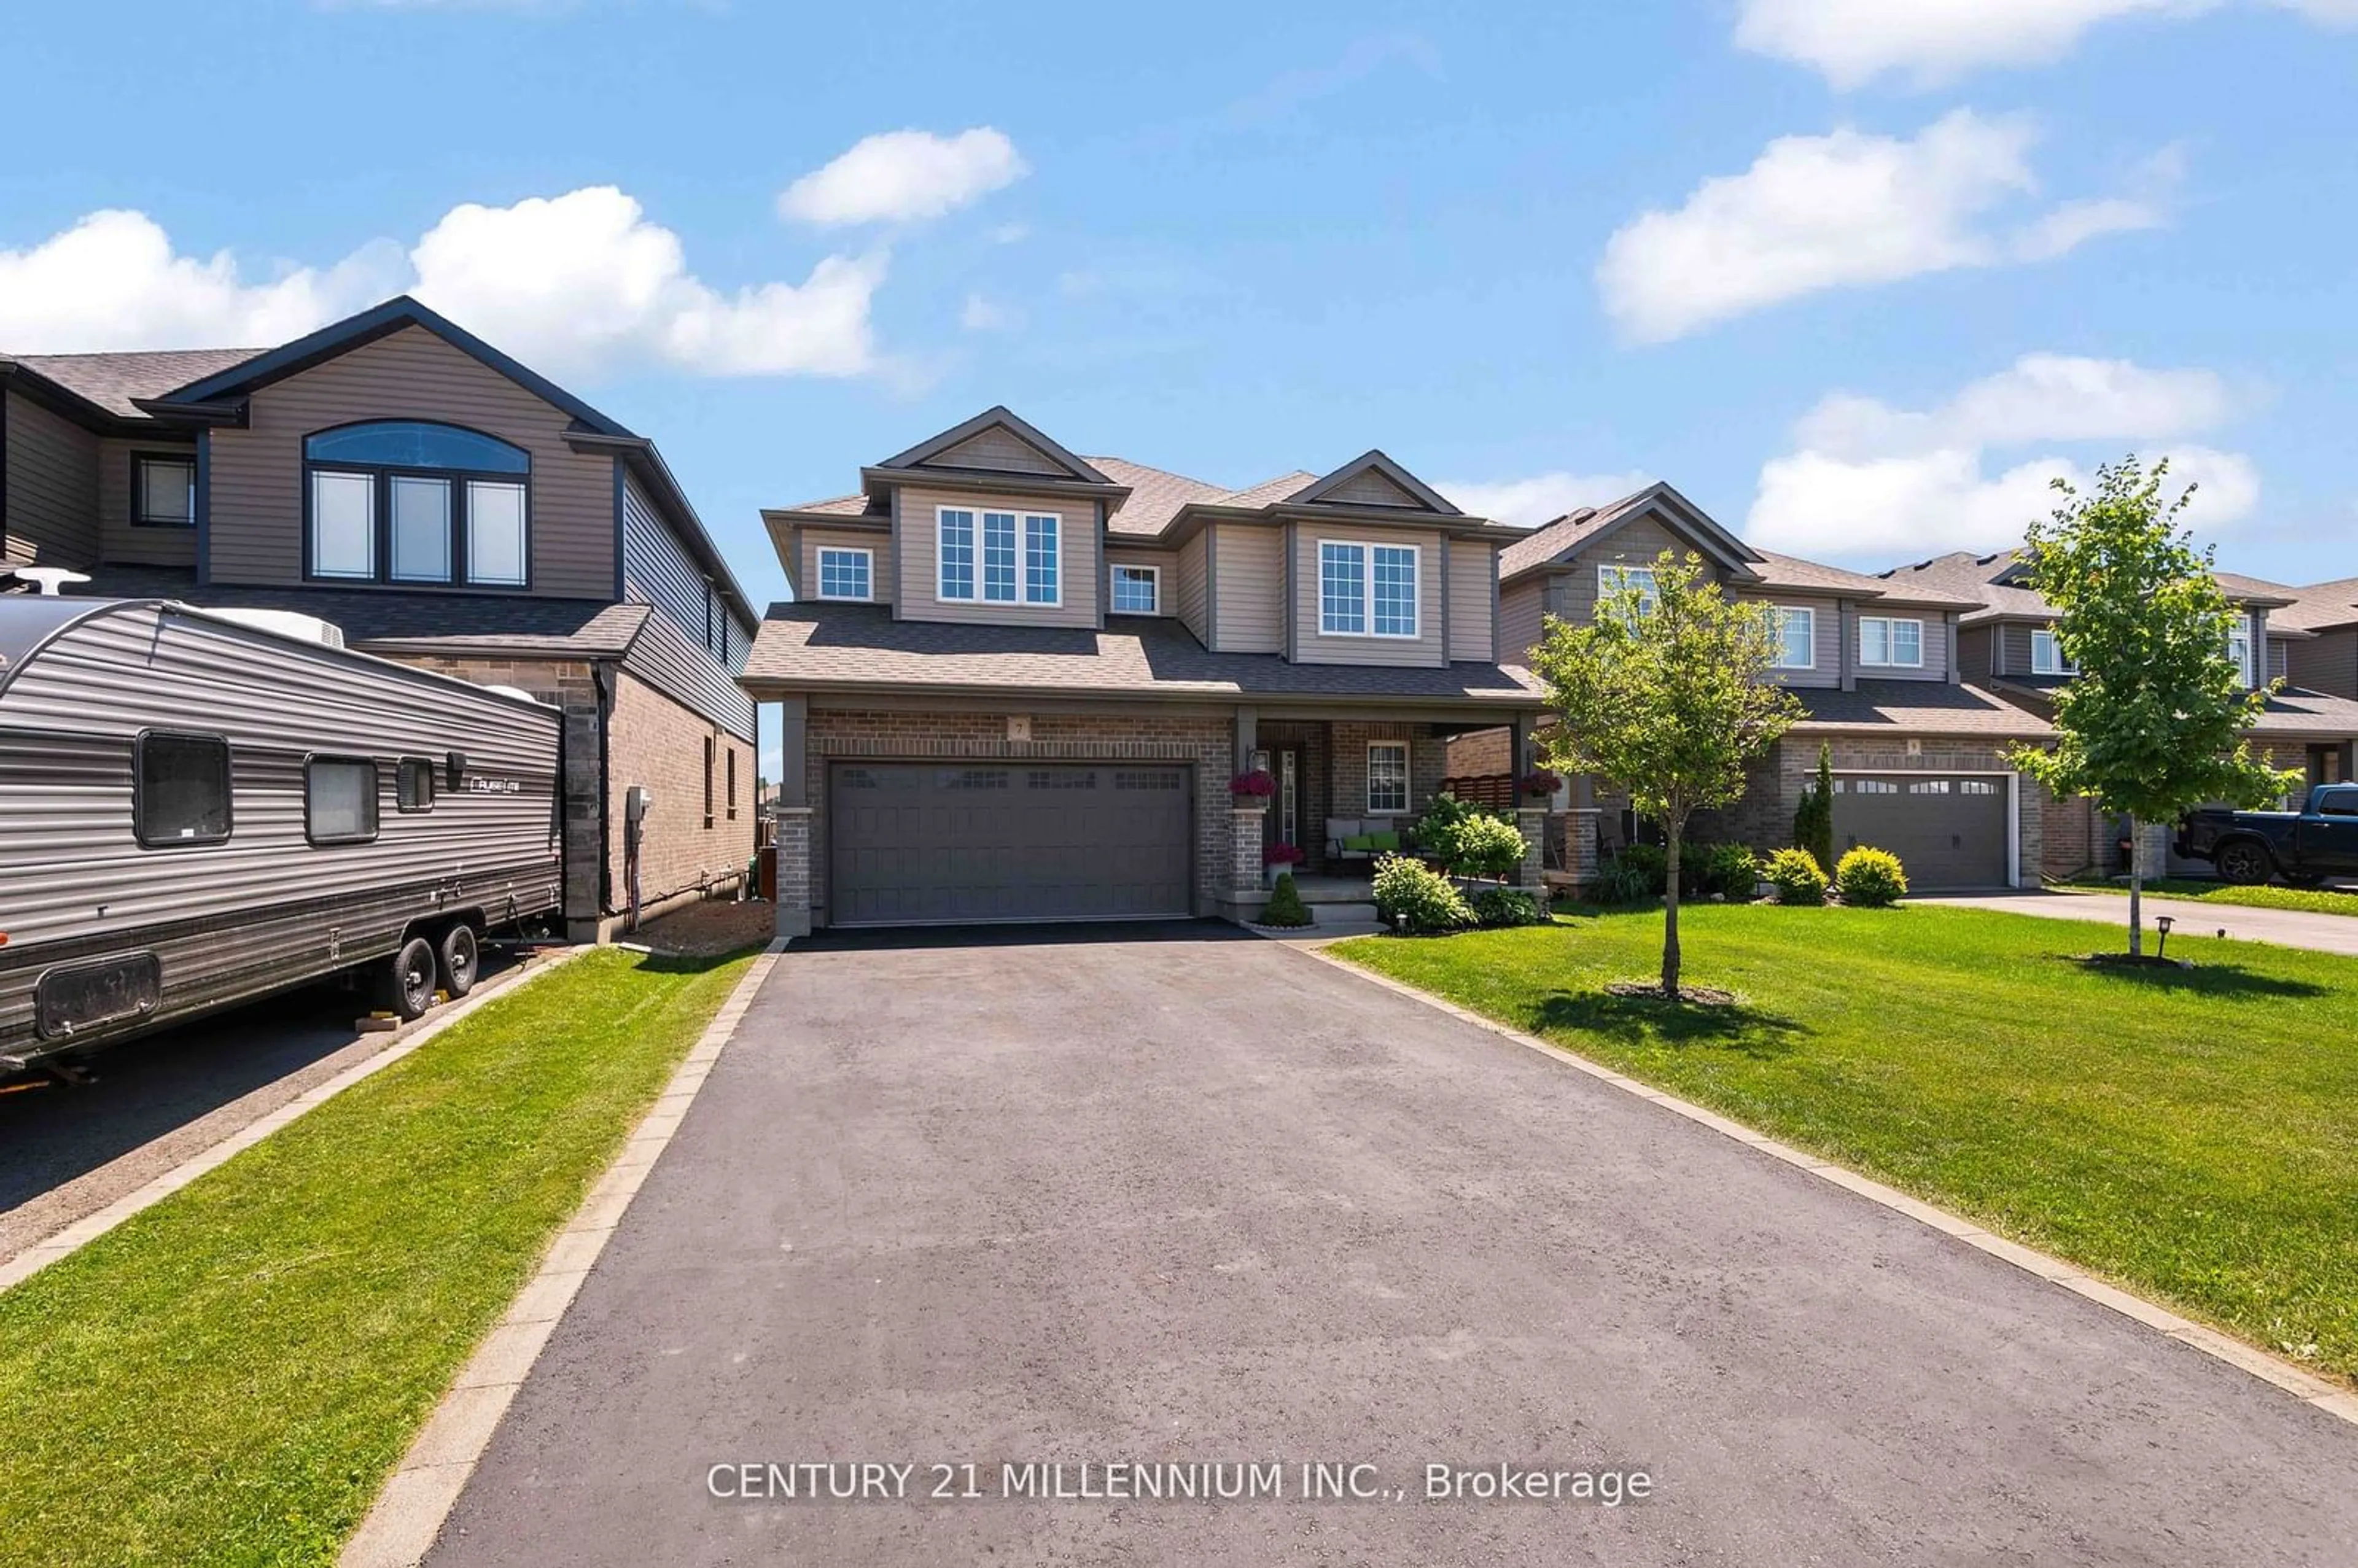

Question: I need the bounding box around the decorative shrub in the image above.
[1687,841,1761,901]
[1764,846,1829,906]
[1617,842,1669,893]
[1588,850,1662,907]
[1792,743,1835,875]
[1448,812,1530,882]
[1261,871,1313,927]
[1230,769,1275,798]
[1412,792,1479,866]
[1518,769,1562,799]
[1371,853,1476,934]
[1469,887,1545,928]
[1263,842,1307,869]
[1834,845,1909,907]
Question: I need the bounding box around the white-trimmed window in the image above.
[2227,624,2255,686]
[939,507,1058,604]
[1598,563,1659,616]
[1367,740,1410,815]
[1859,616,1924,667]
[1773,606,1815,669]
[938,508,976,599]
[1318,541,1419,638]
[1110,563,1159,614]
[1023,513,1060,605]
[816,546,873,601]
[2031,626,2077,675]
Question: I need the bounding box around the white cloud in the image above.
[1748,354,2259,559]
[1440,470,1653,528]
[777,128,1027,227]
[1736,0,2355,88]
[958,292,1017,333]
[1596,111,2169,343]
[0,188,884,379]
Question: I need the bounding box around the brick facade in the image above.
[606,670,757,920]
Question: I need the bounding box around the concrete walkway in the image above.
[424,922,2357,1567]
[1922,887,2358,957]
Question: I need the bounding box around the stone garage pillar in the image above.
[1516,807,1549,896]
[1224,802,1270,923]
[774,805,813,941]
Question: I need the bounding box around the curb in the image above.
[339,937,788,1568]
[1296,941,2358,1430]
[0,946,590,1295]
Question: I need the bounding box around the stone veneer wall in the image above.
[802,708,1235,925]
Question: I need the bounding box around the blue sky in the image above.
[6,0,2356,623]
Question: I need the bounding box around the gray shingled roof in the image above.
[1748,550,1979,607]
[742,600,1543,705]
[1791,679,2052,737]
[7,347,263,419]
[1495,495,1634,581]
[1090,457,1232,537]
[64,566,649,658]
[1989,675,2358,738]
[2273,577,2358,634]
[1213,470,1320,511]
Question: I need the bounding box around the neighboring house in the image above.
[741,406,1549,932]
[1,295,757,939]
[1883,551,2358,876]
[1461,483,2038,892]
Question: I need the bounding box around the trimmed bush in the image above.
[1448,812,1529,881]
[1765,846,1829,906]
[1834,846,1909,907]
[1688,841,1761,900]
[1371,853,1476,934]
[1261,871,1312,927]
[1469,887,1545,928]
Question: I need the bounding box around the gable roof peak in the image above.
[875,405,1116,487]
[1288,449,1463,516]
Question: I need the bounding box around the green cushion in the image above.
[1368,831,1401,852]
[1344,834,1376,852]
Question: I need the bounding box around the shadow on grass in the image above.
[2056,955,2330,999]
[632,945,768,976]
[1533,989,1808,1057]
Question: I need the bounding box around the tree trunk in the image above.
[1662,822,1683,999]
[2126,812,2144,957]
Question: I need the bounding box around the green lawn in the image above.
[1335,905,2358,1386]
[0,945,758,1568]
[2061,875,2358,918]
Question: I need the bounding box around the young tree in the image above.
[2007,457,2298,955]
[1531,551,1803,998]
[1792,742,1836,874]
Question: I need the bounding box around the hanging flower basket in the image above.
[1230,769,1276,798]
[1518,769,1562,799]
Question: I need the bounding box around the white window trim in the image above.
[2030,626,2076,676]
[1859,615,1926,669]
[814,545,874,602]
[1366,739,1412,815]
[1022,512,1064,608]
[1597,562,1660,613]
[936,505,978,602]
[2227,625,2255,686]
[1109,562,1161,614]
[1773,605,1816,670]
[1319,538,1421,640]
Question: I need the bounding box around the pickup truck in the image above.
[2174,783,2358,885]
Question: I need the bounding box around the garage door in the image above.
[1833,774,2010,890]
[828,763,1193,926]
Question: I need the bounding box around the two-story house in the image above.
[1880,549,2358,876]
[1469,485,2042,892]
[1,295,757,939]
[739,406,1550,933]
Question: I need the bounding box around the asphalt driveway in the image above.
[427,922,2358,1566]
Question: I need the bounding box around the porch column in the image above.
[1516,806,1547,897]
[1563,770,1601,896]
[774,805,813,941]
[1227,801,1270,923]
[778,695,808,808]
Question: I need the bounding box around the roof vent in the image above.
[208,607,348,649]
[6,567,92,597]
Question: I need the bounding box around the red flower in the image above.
[1231,769,1276,797]
[1263,842,1307,866]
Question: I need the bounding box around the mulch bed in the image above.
[631,899,777,957]
[1604,980,1741,1006]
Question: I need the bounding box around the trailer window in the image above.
[397,757,436,813]
[306,756,379,845]
[135,732,232,847]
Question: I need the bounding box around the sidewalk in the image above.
[1918,888,2358,958]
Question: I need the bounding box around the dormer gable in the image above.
[1498,480,1761,586]
[1286,450,1463,516]
[873,406,1118,488]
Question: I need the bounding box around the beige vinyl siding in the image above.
[801,527,893,604]
[1998,622,2037,677]
[1737,593,1840,688]
[1104,545,1175,615]
[929,426,1072,476]
[1293,527,1445,667]
[1956,624,1997,680]
[1211,522,1284,652]
[98,437,199,567]
[2268,636,2290,685]
[892,484,1099,629]
[1447,541,1495,662]
[1557,518,1720,624]
[204,325,614,596]
[2288,627,2358,698]
[1855,608,1950,681]
[1497,578,1547,664]
[1176,530,1209,642]
[2,389,100,566]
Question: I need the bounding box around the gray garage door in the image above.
[828,763,1193,926]
[1833,774,2011,890]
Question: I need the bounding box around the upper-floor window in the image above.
[817,547,873,601]
[1110,564,1160,614]
[303,421,529,589]
[133,453,196,529]
[1773,606,1815,669]
[1859,616,1923,667]
[2227,624,2255,686]
[1597,563,1659,617]
[1319,541,1419,638]
[938,508,1060,605]
[2031,626,2077,675]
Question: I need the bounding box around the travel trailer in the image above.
[0,596,562,1076]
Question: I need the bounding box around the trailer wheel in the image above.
[383,936,439,1021]
[2214,840,2273,886]
[437,923,480,999]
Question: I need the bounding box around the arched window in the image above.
[303,421,531,588]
